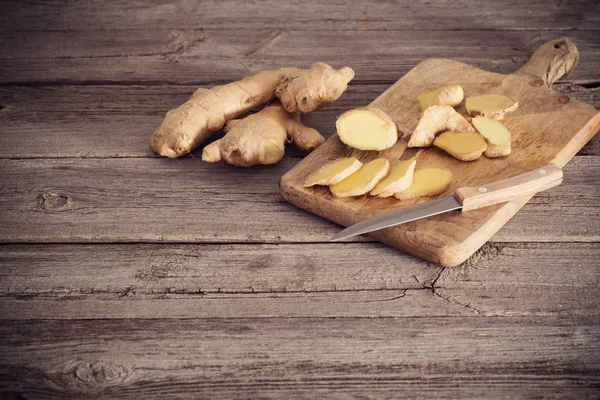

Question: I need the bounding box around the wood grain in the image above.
[1,317,598,399]
[0,242,598,319]
[1,30,599,85]
[281,38,600,266]
[1,84,597,159]
[0,157,597,244]
[2,0,599,32]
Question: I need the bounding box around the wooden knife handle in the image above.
[454,164,563,212]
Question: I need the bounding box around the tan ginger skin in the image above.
[202,102,325,167]
[150,62,354,158]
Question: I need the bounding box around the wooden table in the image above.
[1,1,599,398]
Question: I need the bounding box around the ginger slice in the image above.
[370,159,417,197]
[304,157,363,187]
[465,94,518,120]
[394,167,453,200]
[417,84,464,110]
[408,105,474,148]
[472,116,512,158]
[433,131,487,161]
[336,108,398,151]
[330,158,390,198]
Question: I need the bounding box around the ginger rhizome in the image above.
[370,159,417,197]
[465,94,518,120]
[336,108,398,151]
[472,116,512,157]
[408,105,474,148]
[394,167,453,200]
[150,62,354,158]
[304,157,363,187]
[433,131,488,161]
[417,84,464,110]
[330,158,390,198]
[201,102,324,167]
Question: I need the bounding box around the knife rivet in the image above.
[478,186,488,193]
[539,169,547,175]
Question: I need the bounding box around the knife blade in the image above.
[330,163,563,242]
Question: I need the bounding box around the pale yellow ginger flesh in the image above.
[433,131,487,161]
[465,94,518,120]
[304,157,363,187]
[370,159,417,197]
[151,62,354,158]
[330,158,390,198]
[417,84,464,110]
[472,116,512,158]
[408,105,474,148]
[336,108,398,151]
[394,167,453,200]
[202,102,324,167]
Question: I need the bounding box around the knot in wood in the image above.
[37,193,71,211]
[54,360,131,393]
[558,95,570,104]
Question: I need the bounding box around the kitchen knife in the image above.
[330,163,563,242]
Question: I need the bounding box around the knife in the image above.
[330,163,563,242]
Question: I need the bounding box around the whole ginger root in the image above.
[201,102,325,167]
[150,62,354,158]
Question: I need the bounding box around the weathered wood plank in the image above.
[0,243,440,293]
[0,83,597,158]
[0,157,597,244]
[1,317,598,399]
[1,30,599,84]
[0,242,598,319]
[1,0,599,32]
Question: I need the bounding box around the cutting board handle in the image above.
[515,37,579,87]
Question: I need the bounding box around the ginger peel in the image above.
[417,84,464,110]
[151,62,354,158]
[408,105,474,148]
[202,102,324,167]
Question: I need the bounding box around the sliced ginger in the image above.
[465,94,518,120]
[370,159,417,197]
[336,108,398,151]
[433,131,487,161]
[408,105,474,148]
[330,158,390,198]
[394,167,453,200]
[304,157,363,187]
[417,84,464,110]
[472,116,512,158]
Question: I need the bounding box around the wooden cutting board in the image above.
[280,38,600,267]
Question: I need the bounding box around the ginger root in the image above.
[417,84,464,110]
[433,131,487,161]
[304,157,363,187]
[202,102,324,167]
[370,159,417,197]
[408,105,474,148]
[465,94,518,120]
[394,167,453,200]
[336,108,398,151]
[330,158,390,198]
[150,62,354,158]
[472,116,512,158]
